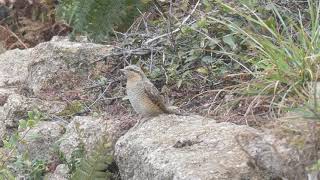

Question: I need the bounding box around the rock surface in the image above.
[115,114,320,180]
[25,41,112,97]
[0,49,31,87]
[58,116,109,160]
[44,164,70,180]
[0,38,125,178]
[0,38,114,140]
[239,117,320,180]
[115,115,262,180]
[0,93,66,129]
[57,115,135,161]
[17,121,66,161]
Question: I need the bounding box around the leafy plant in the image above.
[0,110,44,179]
[67,144,86,174]
[56,0,150,41]
[210,0,320,113]
[309,159,320,172]
[0,168,15,180]
[71,140,115,180]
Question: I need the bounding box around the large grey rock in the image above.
[58,114,136,161]
[0,93,66,128]
[115,115,262,180]
[0,88,14,105]
[0,49,32,87]
[0,88,12,141]
[26,41,113,98]
[44,164,70,180]
[0,38,119,178]
[0,38,114,139]
[0,125,5,143]
[115,114,320,180]
[17,121,66,161]
[104,114,137,144]
[0,37,113,100]
[239,117,320,180]
[58,116,109,160]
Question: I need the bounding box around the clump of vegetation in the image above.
[58,100,84,117]
[0,110,45,179]
[309,159,320,176]
[70,140,115,180]
[209,0,320,114]
[56,0,150,41]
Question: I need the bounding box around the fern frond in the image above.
[71,142,114,180]
[56,0,150,41]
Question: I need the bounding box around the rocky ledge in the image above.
[115,114,319,180]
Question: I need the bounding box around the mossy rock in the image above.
[58,101,84,117]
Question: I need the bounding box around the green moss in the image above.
[290,136,307,150]
[58,101,84,117]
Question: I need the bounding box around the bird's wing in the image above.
[138,80,168,112]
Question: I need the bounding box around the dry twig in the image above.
[0,25,28,49]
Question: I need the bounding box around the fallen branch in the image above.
[0,25,28,49]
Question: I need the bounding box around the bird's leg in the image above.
[132,116,151,130]
[131,115,144,130]
[138,117,152,126]
[136,115,144,126]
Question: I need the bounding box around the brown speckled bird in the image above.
[121,65,177,117]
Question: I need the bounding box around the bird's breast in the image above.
[126,81,163,117]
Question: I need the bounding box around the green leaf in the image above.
[265,16,276,32]
[239,0,258,8]
[310,159,320,171]
[19,119,27,129]
[6,133,19,148]
[28,111,34,120]
[201,56,215,64]
[181,26,193,34]
[27,120,36,128]
[2,140,11,149]
[196,67,209,75]
[223,34,237,50]
[196,18,208,28]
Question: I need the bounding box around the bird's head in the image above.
[120,65,146,81]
